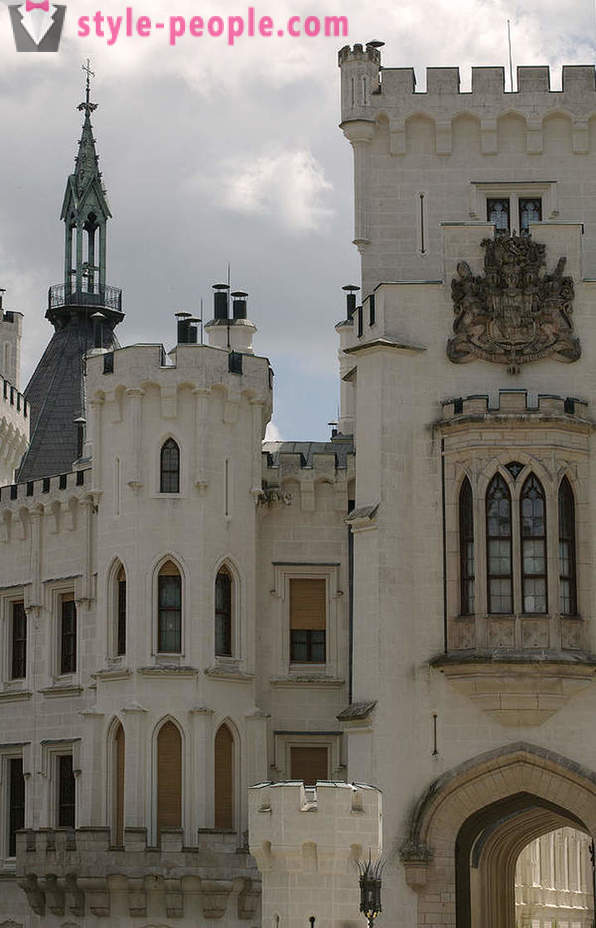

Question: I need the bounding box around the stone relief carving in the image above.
[448,234,580,367]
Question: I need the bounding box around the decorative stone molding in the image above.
[400,840,433,891]
[16,827,259,920]
[432,651,596,726]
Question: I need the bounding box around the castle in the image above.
[1,41,596,928]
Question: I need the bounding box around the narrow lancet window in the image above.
[559,478,577,616]
[520,474,547,614]
[486,474,513,614]
[160,438,180,493]
[117,566,126,656]
[459,479,474,615]
[215,568,232,657]
[158,561,182,653]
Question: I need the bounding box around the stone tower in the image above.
[17,69,123,483]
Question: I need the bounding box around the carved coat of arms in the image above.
[447,234,580,366]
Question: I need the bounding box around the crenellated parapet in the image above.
[0,375,29,486]
[17,826,260,921]
[249,781,382,928]
[261,439,355,512]
[440,391,591,424]
[339,44,596,157]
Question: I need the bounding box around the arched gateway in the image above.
[401,744,596,928]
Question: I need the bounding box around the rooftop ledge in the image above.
[432,649,596,727]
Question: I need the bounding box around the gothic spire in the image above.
[17,64,123,484]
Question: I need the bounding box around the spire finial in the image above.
[78,58,97,117]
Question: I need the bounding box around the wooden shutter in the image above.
[289,579,326,630]
[290,747,328,786]
[115,724,125,846]
[157,722,182,833]
[214,724,234,830]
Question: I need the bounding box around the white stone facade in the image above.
[3,39,596,928]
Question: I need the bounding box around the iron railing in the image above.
[48,284,122,313]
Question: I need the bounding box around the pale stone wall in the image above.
[249,781,382,928]
[339,45,596,297]
[515,828,594,928]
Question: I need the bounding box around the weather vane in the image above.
[78,59,98,115]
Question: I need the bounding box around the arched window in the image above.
[520,474,547,614]
[116,564,126,656]
[214,724,234,830]
[113,722,125,846]
[215,567,232,657]
[157,721,182,836]
[158,561,182,653]
[559,478,577,615]
[459,478,474,615]
[486,474,512,614]
[160,438,180,493]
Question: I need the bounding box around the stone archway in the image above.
[400,743,596,928]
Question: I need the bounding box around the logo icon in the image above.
[8,1,66,51]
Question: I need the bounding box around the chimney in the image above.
[175,312,192,344]
[342,284,359,320]
[231,291,248,320]
[213,284,230,320]
[0,289,5,312]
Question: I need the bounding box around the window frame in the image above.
[272,563,342,679]
[470,181,555,235]
[10,600,27,681]
[117,566,127,657]
[486,473,514,615]
[59,594,77,676]
[519,473,548,615]
[56,753,76,828]
[154,560,184,657]
[558,477,578,617]
[0,591,28,689]
[273,732,344,783]
[459,478,475,616]
[159,437,181,495]
[215,567,233,658]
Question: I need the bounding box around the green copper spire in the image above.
[60,60,111,298]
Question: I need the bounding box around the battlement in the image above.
[441,392,590,422]
[249,780,381,860]
[339,43,596,156]
[86,342,273,408]
[249,782,381,928]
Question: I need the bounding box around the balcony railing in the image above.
[48,284,122,314]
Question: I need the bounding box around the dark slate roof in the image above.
[262,437,354,469]
[17,310,119,483]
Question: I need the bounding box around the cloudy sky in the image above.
[1,0,595,440]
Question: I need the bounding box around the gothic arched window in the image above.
[559,478,577,616]
[459,478,475,616]
[486,474,512,614]
[160,438,180,493]
[520,474,547,614]
[116,564,126,656]
[113,722,125,846]
[157,721,182,837]
[214,723,234,830]
[158,561,182,653]
[215,567,232,657]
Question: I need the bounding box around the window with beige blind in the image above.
[289,578,326,663]
[214,723,234,830]
[290,746,329,785]
[157,721,182,836]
